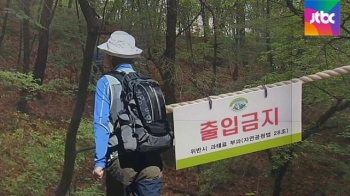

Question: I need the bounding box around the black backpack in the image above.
[106,70,174,153]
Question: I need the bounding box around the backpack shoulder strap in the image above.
[104,70,125,82]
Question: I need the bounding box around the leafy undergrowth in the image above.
[1,11,350,196]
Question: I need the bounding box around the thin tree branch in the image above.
[328,43,350,58]
[285,0,303,16]
[76,146,94,154]
[310,83,342,100]
[176,7,203,37]
[99,0,109,32]
[50,0,59,24]
[178,63,210,97]
[303,99,350,140]
[75,0,85,53]
[198,0,211,11]
[341,23,350,35]
[314,37,344,59]
[341,14,350,27]
[95,0,109,47]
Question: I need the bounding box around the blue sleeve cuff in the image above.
[95,161,106,169]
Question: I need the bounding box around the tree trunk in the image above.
[210,10,217,87]
[160,0,177,105]
[266,0,273,69]
[179,7,195,77]
[159,0,177,167]
[268,148,293,196]
[211,10,218,81]
[55,0,101,195]
[271,159,291,196]
[17,22,22,70]
[201,3,208,40]
[233,1,246,82]
[0,0,11,53]
[33,0,57,86]
[199,0,217,89]
[185,14,196,77]
[22,1,30,74]
[17,0,31,113]
[68,0,73,8]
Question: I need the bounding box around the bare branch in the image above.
[198,0,211,11]
[50,0,59,24]
[328,43,350,58]
[341,20,350,35]
[310,83,341,100]
[285,0,303,16]
[176,7,203,37]
[99,0,109,30]
[303,99,350,140]
[76,146,94,154]
[314,36,345,58]
[340,12,350,34]
[341,14,350,27]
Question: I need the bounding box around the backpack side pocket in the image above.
[116,111,137,152]
[144,119,171,136]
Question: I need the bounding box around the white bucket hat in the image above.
[97,31,142,59]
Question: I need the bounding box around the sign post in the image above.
[173,82,302,170]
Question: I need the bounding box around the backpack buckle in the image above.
[125,92,133,102]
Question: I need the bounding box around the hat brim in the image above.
[97,42,142,59]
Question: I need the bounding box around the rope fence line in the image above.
[165,65,350,114]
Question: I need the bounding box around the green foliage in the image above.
[268,145,299,170]
[0,115,98,195]
[0,71,41,92]
[71,183,104,196]
[50,7,85,78]
[301,140,350,156]
[4,8,45,29]
[298,139,350,194]
[0,70,96,98]
[76,118,94,152]
[71,119,102,195]
[0,115,65,194]
[198,158,238,195]
[245,191,258,196]
[337,124,350,139]
[220,1,234,8]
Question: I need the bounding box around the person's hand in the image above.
[93,167,104,180]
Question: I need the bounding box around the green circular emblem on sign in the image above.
[229,97,248,111]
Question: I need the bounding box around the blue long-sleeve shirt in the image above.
[93,64,134,168]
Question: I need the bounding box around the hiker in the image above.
[90,49,105,85]
[92,31,165,196]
